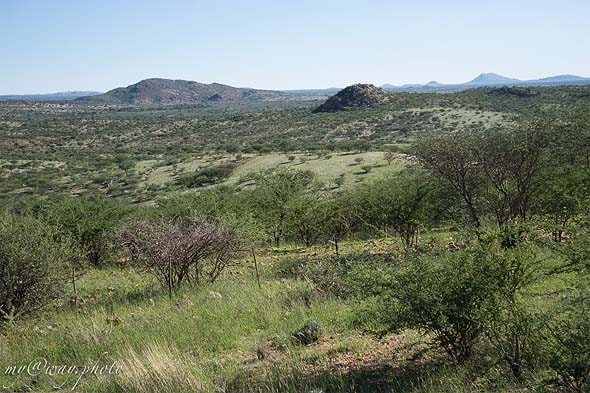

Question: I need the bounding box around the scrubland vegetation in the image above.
[0,86,589,392]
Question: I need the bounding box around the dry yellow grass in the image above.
[113,342,206,393]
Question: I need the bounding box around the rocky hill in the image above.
[76,78,292,105]
[313,84,391,113]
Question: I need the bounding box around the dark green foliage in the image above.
[178,163,236,188]
[356,171,452,247]
[0,212,74,322]
[41,195,132,266]
[249,168,315,247]
[383,249,502,361]
[292,320,322,345]
[544,293,590,393]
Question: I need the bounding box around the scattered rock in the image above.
[206,291,223,300]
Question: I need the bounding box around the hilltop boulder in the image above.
[313,84,391,113]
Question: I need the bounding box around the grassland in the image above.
[1,232,581,392]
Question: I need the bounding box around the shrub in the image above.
[292,320,322,345]
[544,293,590,393]
[178,163,235,188]
[383,248,503,361]
[42,195,131,266]
[0,212,74,322]
[482,240,544,379]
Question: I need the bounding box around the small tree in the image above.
[115,154,136,176]
[415,129,485,228]
[324,192,359,256]
[285,193,327,247]
[249,169,315,247]
[533,166,585,242]
[357,171,449,247]
[481,235,543,379]
[475,121,550,225]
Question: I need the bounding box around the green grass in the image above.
[0,258,356,392]
[228,151,407,188]
[0,235,573,392]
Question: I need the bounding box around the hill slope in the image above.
[76,78,292,105]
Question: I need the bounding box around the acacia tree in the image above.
[43,195,131,266]
[284,192,327,247]
[416,121,550,227]
[533,167,585,241]
[250,169,315,247]
[357,171,449,247]
[120,218,241,297]
[557,106,590,180]
[324,192,359,255]
[475,121,550,225]
[415,129,484,227]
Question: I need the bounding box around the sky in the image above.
[1,0,589,94]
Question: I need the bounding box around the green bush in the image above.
[544,292,590,393]
[0,212,74,322]
[380,248,503,361]
[292,320,322,345]
[42,195,131,266]
[178,163,235,188]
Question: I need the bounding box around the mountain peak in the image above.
[466,73,521,86]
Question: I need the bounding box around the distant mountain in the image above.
[465,73,521,86]
[313,84,391,113]
[535,74,588,82]
[77,78,293,105]
[382,73,590,92]
[0,91,102,101]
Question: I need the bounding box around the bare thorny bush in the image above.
[120,218,242,292]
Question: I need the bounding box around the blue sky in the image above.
[1,0,589,94]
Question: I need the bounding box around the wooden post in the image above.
[168,258,173,302]
[71,266,77,307]
[251,247,261,289]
